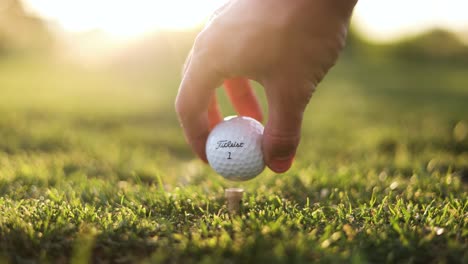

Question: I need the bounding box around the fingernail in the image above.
[270,157,294,173]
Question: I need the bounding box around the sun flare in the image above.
[24,0,468,42]
[24,0,228,37]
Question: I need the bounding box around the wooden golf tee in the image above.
[225,188,244,214]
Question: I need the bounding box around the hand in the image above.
[176,0,357,173]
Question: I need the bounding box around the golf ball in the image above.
[206,116,265,181]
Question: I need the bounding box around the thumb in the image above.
[262,78,312,173]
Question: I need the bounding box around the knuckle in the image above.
[264,129,300,149]
[191,30,225,78]
[174,93,193,122]
[193,26,219,58]
[287,81,315,111]
[193,31,207,51]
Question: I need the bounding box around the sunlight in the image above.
[24,0,468,42]
[24,0,228,37]
[354,0,468,42]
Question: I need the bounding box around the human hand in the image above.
[176,0,357,173]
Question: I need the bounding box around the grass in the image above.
[0,49,467,263]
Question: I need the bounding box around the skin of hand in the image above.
[175,0,357,173]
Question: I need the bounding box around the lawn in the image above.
[0,49,467,263]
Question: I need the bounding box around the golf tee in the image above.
[225,188,244,214]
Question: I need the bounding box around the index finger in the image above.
[175,58,223,162]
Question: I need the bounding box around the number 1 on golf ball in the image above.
[206,116,265,181]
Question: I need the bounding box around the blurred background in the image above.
[0,0,467,180]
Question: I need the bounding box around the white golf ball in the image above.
[206,116,265,181]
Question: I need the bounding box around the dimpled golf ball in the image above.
[206,116,265,181]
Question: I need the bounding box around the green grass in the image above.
[0,51,467,263]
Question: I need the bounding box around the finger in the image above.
[208,93,222,129]
[262,78,312,173]
[224,78,263,122]
[175,58,223,162]
[210,1,231,20]
[182,49,192,76]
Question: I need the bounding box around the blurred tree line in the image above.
[0,0,466,65]
[0,0,51,55]
[346,27,468,65]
